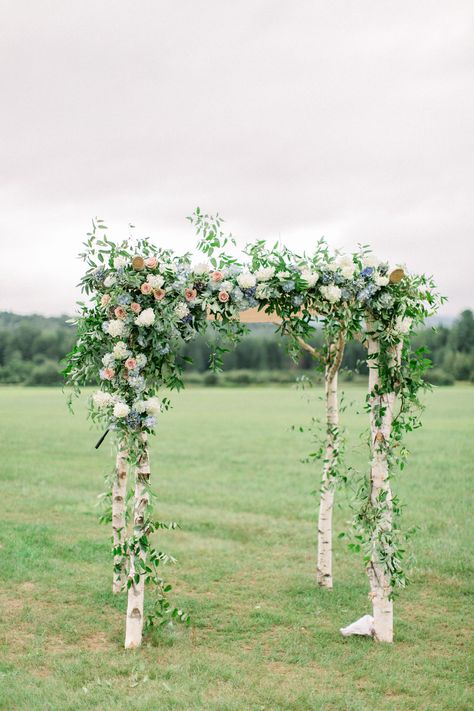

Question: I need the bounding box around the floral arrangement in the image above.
[64,210,443,645]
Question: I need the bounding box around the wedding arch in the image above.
[64,210,442,648]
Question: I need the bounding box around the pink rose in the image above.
[130,302,142,314]
[218,290,229,303]
[211,271,224,282]
[102,367,115,380]
[185,287,197,301]
[101,294,111,306]
[140,282,152,295]
[154,288,166,300]
[114,307,126,319]
[125,357,137,370]
[145,257,158,269]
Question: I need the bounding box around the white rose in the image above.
[193,262,210,275]
[362,254,380,268]
[337,257,356,279]
[103,275,116,287]
[113,402,130,418]
[301,269,319,287]
[113,257,127,269]
[341,265,356,279]
[175,303,190,319]
[374,274,389,287]
[147,274,165,289]
[112,341,130,359]
[145,397,161,415]
[326,263,338,272]
[394,316,412,335]
[107,319,126,337]
[255,266,275,282]
[237,271,257,289]
[320,285,342,304]
[92,391,113,408]
[135,308,155,327]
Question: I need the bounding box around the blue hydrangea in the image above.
[182,314,193,324]
[93,267,106,282]
[144,415,157,429]
[126,410,142,429]
[333,274,345,285]
[292,295,303,306]
[128,375,145,392]
[158,345,170,355]
[361,267,374,278]
[241,286,257,299]
[321,271,333,285]
[282,280,295,292]
[102,321,110,333]
[341,288,352,301]
[116,293,132,305]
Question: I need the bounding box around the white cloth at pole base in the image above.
[340,614,374,637]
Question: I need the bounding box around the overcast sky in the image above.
[0,0,472,315]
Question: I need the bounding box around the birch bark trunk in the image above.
[112,448,128,594]
[124,449,150,649]
[366,327,402,643]
[316,334,345,589]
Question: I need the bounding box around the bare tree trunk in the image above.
[316,333,345,589]
[124,449,150,649]
[366,331,402,643]
[112,448,128,594]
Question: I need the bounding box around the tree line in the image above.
[0,310,473,386]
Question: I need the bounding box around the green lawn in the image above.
[0,385,472,710]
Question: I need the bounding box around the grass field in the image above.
[0,385,472,710]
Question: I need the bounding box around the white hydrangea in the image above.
[277,271,291,280]
[136,353,147,368]
[102,352,115,367]
[92,391,114,408]
[374,274,390,287]
[362,254,380,268]
[255,283,269,299]
[237,271,257,289]
[174,303,190,319]
[135,308,155,327]
[326,263,338,272]
[193,262,210,275]
[112,341,130,359]
[220,280,233,293]
[320,284,342,303]
[104,275,116,287]
[107,319,126,337]
[160,261,177,274]
[147,274,165,289]
[394,316,412,335]
[113,402,130,418]
[113,257,127,269]
[301,269,319,287]
[145,397,161,415]
[255,266,275,282]
[133,400,147,413]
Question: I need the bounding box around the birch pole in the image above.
[112,448,128,594]
[316,332,345,588]
[366,324,402,643]
[124,449,150,649]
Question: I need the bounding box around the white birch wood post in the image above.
[366,325,402,643]
[316,333,345,588]
[124,449,150,649]
[112,448,128,594]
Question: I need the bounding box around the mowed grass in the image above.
[0,384,472,711]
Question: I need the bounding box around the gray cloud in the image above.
[0,0,472,314]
